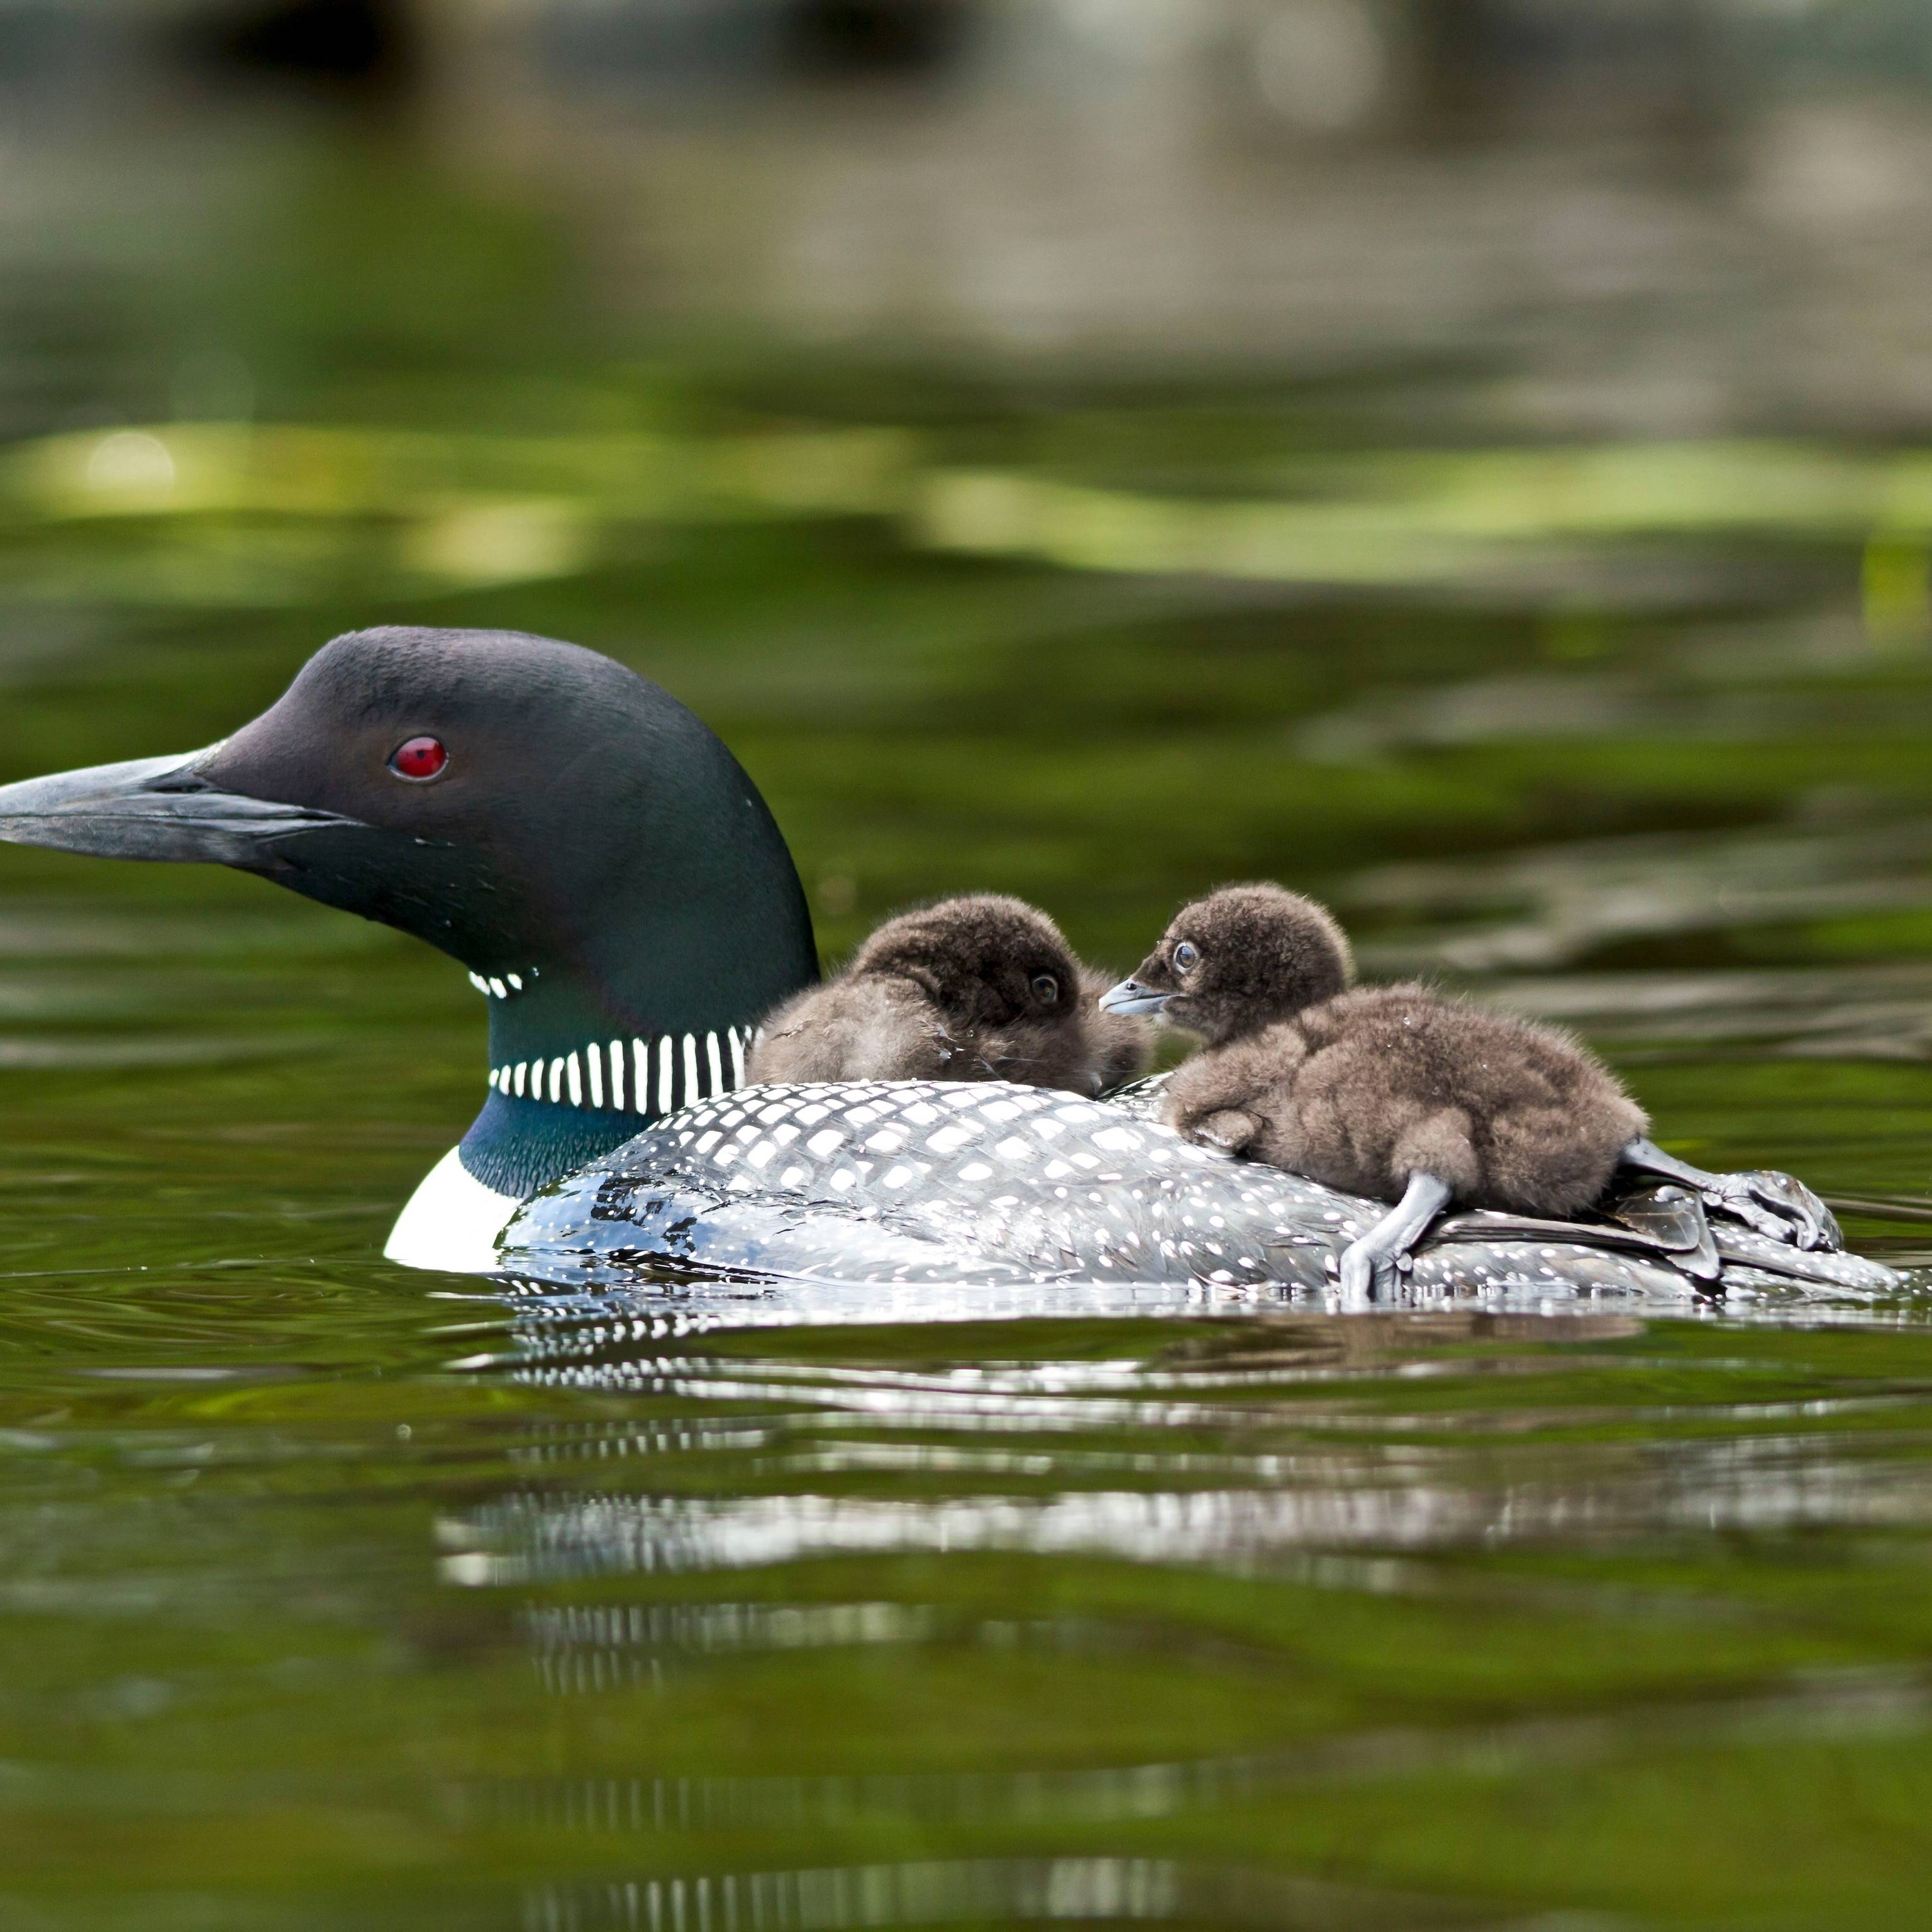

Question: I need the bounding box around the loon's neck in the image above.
[453,953,798,1199]
[436,727,819,1204]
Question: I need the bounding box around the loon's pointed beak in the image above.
[1097,976,1172,1018]
[0,748,358,867]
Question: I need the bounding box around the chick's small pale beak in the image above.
[1097,976,1172,1018]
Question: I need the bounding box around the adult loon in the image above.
[0,626,1894,1301]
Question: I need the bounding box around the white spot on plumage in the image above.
[488,977,508,1000]
[806,1130,843,1157]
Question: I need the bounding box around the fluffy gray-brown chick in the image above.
[1101,883,1651,1292]
[749,894,1152,1097]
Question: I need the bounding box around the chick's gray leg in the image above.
[1618,1138,1833,1252]
[1338,1173,1455,1302]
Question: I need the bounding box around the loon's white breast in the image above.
[385,1147,523,1274]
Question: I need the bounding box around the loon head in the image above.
[0,626,819,1193]
[1099,882,1353,1049]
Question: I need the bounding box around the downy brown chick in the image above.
[1101,883,1824,1295]
[750,894,1152,1096]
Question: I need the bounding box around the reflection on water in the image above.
[438,1297,1932,1928]
[447,1300,1932,1603]
[521,1858,1377,1932]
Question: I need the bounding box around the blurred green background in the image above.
[12,4,1932,1928]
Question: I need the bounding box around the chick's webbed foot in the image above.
[1618,1139,1839,1253]
[1336,1172,1455,1302]
[1185,1109,1263,1155]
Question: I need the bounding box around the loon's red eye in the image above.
[389,736,447,781]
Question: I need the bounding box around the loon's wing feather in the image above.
[498,1080,1900,1303]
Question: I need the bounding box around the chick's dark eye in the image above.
[1173,941,1199,973]
[389,736,447,782]
[1030,973,1060,1005]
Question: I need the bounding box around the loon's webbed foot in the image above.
[1702,1169,1840,1253]
[1336,1172,1455,1303]
[1618,1139,1839,1253]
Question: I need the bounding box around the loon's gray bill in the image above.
[0,750,355,865]
[1097,976,1172,1018]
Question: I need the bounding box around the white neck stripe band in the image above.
[486,1025,765,1117]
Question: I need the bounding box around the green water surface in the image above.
[8,136,1932,1931]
